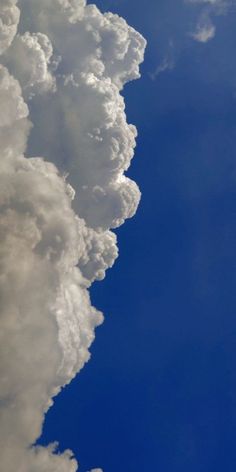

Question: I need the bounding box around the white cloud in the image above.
[0,67,103,471]
[190,14,216,42]
[4,32,56,97]
[89,469,103,472]
[186,0,230,42]
[0,0,146,470]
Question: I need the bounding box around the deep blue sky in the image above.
[41,1,236,471]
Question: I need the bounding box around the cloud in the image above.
[150,40,175,80]
[4,32,56,97]
[186,0,230,42]
[191,23,215,42]
[0,0,20,54]
[190,12,216,42]
[0,0,146,470]
[185,0,229,9]
[150,0,231,79]
[89,470,103,472]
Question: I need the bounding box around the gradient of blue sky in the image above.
[41,1,236,471]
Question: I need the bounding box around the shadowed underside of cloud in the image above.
[0,0,146,470]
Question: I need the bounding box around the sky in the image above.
[1,0,236,471]
[38,1,236,471]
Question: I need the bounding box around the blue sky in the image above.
[40,1,236,470]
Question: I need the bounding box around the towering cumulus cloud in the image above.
[0,0,146,470]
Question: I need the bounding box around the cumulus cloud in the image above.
[187,0,229,5]
[3,31,56,96]
[0,0,20,54]
[0,0,146,470]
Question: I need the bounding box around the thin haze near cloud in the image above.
[0,0,146,470]
[150,0,232,79]
[188,0,231,43]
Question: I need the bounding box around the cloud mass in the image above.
[0,0,146,470]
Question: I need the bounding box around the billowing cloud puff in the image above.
[17,0,145,89]
[0,64,30,156]
[0,0,20,55]
[79,226,118,282]
[0,0,146,470]
[4,31,56,96]
[27,71,141,230]
[190,12,216,42]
